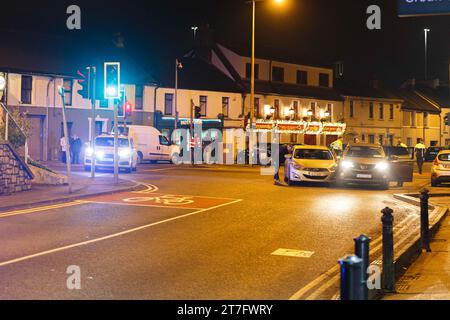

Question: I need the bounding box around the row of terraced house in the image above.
[1,41,450,162]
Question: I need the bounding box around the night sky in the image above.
[0,0,449,86]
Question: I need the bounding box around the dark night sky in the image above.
[0,0,449,86]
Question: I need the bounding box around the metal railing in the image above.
[0,102,29,163]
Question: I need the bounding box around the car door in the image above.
[158,135,171,161]
[386,147,414,182]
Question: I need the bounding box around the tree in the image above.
[0,109,31,149]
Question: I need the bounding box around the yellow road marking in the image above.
[0,201,85,219]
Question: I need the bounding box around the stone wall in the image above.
[0,141,33,195]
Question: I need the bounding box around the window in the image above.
[293,101,299,119]
[349,101,354,118]
[378,135,384,145]
[407,138,412,147]
[369,102,374,119]
[369,134,375,144]
[63,79,73,106]
[164,93,173,115]
[326,104,333,118]
[200,96,207,116]
[297,70,307,85]
[319,73,329,87]
[21,75,32,104]
[379,103,384,119]
[411,112,416,127]
[254,97,260,118]
[222,97,229,118]
[272,67,284,82]
[424,112,429,127]
[361,134,366,142]
[274,99,280,118]
[245,63,259,80]
[389,104,394,120]
[135,85,143,110]
[310,102,317,118]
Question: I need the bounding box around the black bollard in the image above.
[339,255,364,300]
[420,188,432,252]
[381,207,395,292]
[354,235,371,300]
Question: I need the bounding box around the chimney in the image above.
[372,79,379,89]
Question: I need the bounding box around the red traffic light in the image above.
[125,102,132,117]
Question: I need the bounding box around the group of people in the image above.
[60,135,82,164]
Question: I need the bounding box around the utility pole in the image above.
[175,59,183,130]
[424,28,430,81]
[88,66,96,179]
[190,99,194,166]
[58,86,73,193]
[113,98,119,185]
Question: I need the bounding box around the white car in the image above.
[284,145,337,186]
[431,150,450,186]
[84,135,138,173]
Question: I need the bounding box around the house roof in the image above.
[394,89,441,114]
[156,57,244,94]
[335,82,401,101]
[242,80,344,101]
[415,85,450,108]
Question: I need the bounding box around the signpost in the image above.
[58,86,73,193]
[398,0,450,17]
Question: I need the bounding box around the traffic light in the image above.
[104,62,120,100]
[194,106,202,119]
[125,102,132,117]
[445,113,450,126]
[77,69,89,99]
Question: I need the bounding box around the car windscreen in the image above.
[346,147,384,158]
[438,153,450,161]
[95,138,129,148]
[384,147,410,156]
[294,149,333,160]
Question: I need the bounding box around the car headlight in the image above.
[95,151,105,159]
[329,164,338,172]
[85,147,93,157]
[341,160,354,169]
[375,162,389,171]
[292,163,303,170]
[119,149,132,158]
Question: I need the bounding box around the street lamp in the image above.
[424,28,430,81]
[174,59,183,130]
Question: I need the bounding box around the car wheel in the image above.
[171,154,180,165]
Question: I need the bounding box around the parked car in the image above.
[284,145,337,186]
[114,125,180,164]
[431,150,450,186]
[84,134,138,173]
[425,146,444,162]
[383,146,414,187]
[338,143,393,190]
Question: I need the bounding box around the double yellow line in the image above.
[0,201,84,219]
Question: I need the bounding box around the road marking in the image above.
[289,211,419,300]
[0,201,84,219]
[272,249,315,258]
[141,168,176,173]
[77,200,199,210]
[0,199,243,268]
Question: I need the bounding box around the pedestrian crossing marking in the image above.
[271,248,315,258]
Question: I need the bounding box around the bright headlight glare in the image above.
[376,162,389,171]
[119,149,131,158]
[86,147,93,156]
[341,160,354,169]
[96,151,105,159]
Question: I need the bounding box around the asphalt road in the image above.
[0,163,439,300]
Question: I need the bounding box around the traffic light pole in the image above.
[190,99,194,166]
[113,98,119,185]
[59,87,73,193]
[89,66,96,179]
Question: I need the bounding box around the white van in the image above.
[116,125,179,163]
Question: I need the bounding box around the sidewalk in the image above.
[384,196,450,300]
[0,162,141,212]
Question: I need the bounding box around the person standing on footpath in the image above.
[414,139,427,174]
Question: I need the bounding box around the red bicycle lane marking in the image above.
[81,192,240,209]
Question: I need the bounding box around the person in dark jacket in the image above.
[71,135,82,164]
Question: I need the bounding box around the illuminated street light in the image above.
[424,28,430,80]
[0,74,6,91]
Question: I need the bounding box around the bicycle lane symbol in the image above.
[123,195,195,206]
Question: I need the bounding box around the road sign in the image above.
[398,0,450,17]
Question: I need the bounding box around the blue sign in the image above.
[398,0,450,17]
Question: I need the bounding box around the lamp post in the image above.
[174,59,183,130]
[248,0,284,164]
[424,28,430,81]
